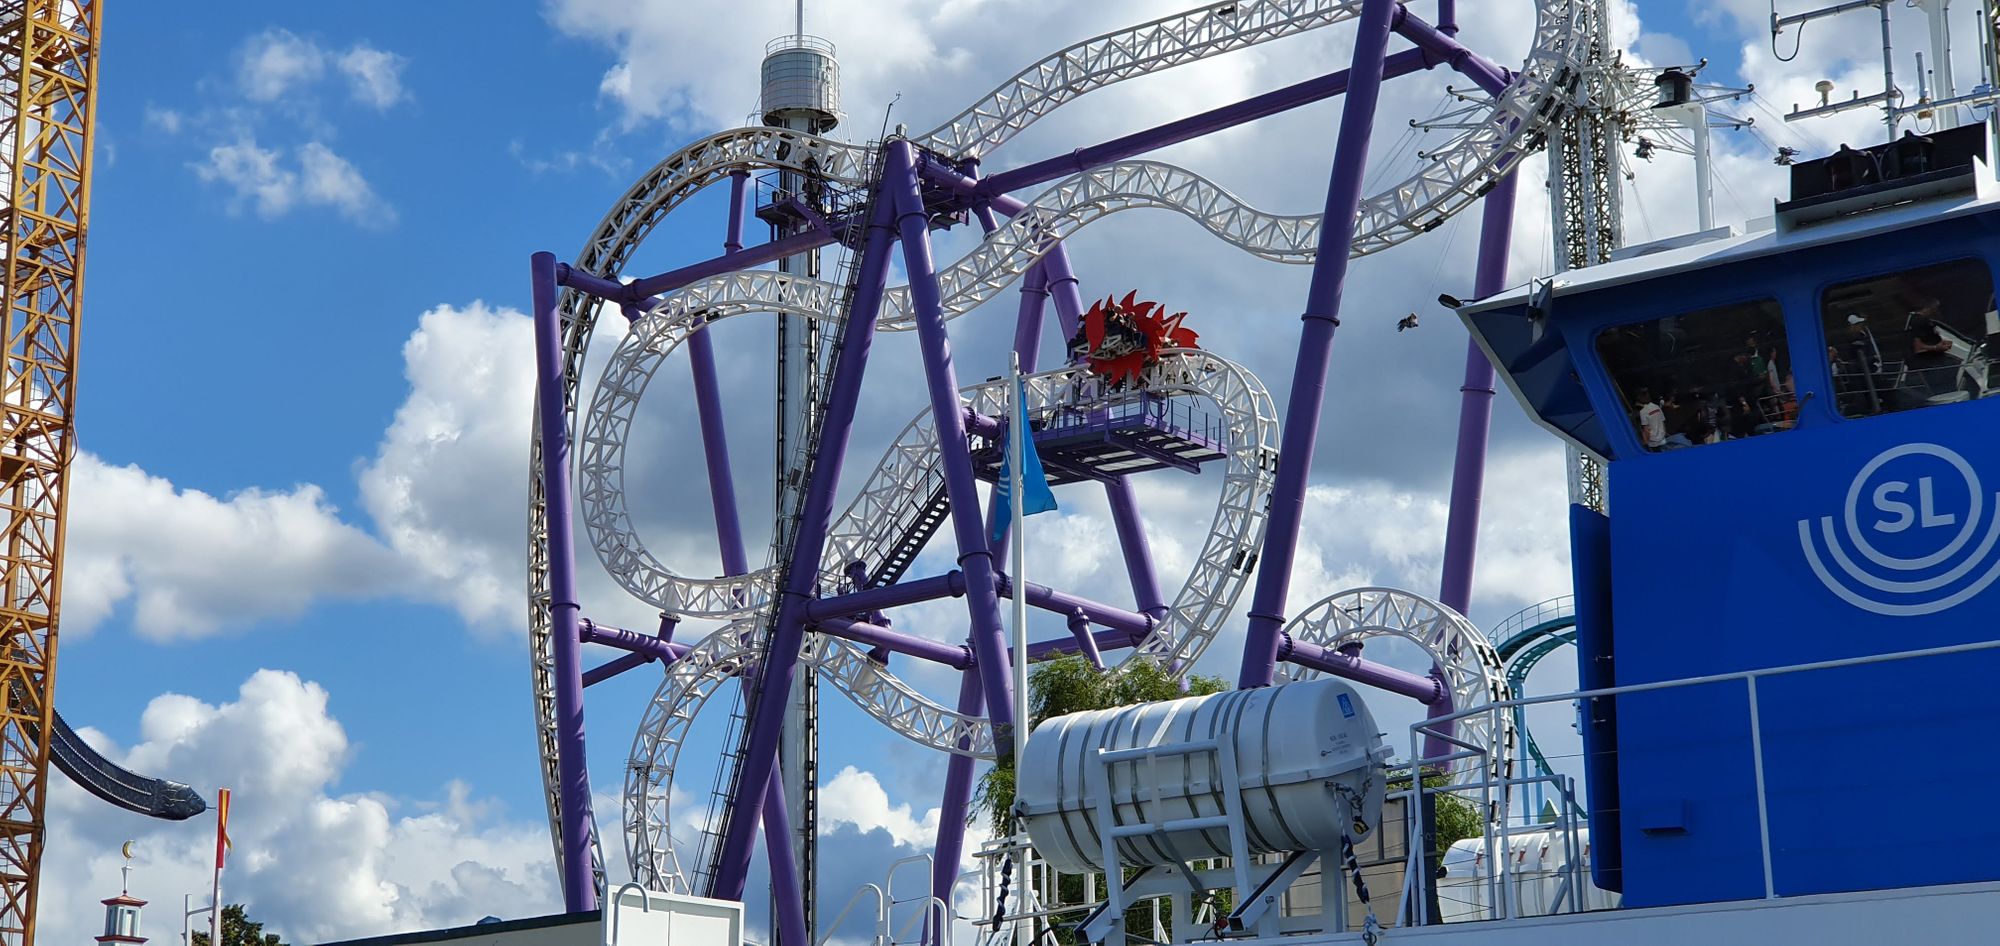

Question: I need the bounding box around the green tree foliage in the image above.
[191,904,286,946]
[971,654,1228,833]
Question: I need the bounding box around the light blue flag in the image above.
[992,374,1058,544]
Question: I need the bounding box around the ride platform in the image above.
[972,390,1226,486]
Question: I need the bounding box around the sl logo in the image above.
[1799,443,2000,615]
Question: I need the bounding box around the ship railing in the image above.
[1403,635,2000,925]
[822,854,954,946]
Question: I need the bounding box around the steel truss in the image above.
[528,0,1589,902]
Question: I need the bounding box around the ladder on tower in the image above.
[701,157,879,906]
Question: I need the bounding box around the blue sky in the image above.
[39,0,1959,940]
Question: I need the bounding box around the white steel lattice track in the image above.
[617,352,1275,890]
[528,0,1587,875]
[1281,587,1515,788]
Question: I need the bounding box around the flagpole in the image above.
[1008,353,1031,946]
[1009,353,1029,769]
[210,787,229,946]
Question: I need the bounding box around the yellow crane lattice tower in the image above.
[0,2,99,943]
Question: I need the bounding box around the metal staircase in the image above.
[866,482,949,589]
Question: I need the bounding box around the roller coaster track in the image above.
[1490,595,1579,801]
[618,353,1276,892]
[530,0,1588,879]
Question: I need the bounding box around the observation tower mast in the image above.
[757,4,839,938]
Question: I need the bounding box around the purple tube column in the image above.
[532,251,596,913]
[710,170,811,946]
[1039,244,1168,619]
[886,139,1020,753]
[710,173,900,901]
[929,673,985,944]
[697,172,752,578]
[1238,0,1400,689]
[1013,264,1051,372]
[1437,173,1518,615]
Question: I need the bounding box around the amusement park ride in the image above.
[18,0,2000,940]
[526,0,2000,938]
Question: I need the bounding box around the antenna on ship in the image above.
[1771,0,2000,143]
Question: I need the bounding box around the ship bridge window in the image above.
[1820,258,1998,419]
[1595,298,1793,452]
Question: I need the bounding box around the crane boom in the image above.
[0,3,100,943]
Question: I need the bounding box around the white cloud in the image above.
[144,106,183,134]
[192,136,393,225]
[818,765,940,849]
[236,29,411,110]
[338,45,409,109]
[65,454,408,642]
[358,302,537,632]
[39,670,558,944]
[237,28,327,102]
[191,137,295,219]
[299,140,396,225]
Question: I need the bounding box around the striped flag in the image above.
[214,787,232,870]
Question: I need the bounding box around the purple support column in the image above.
[1038,239,1167,619]
[710,174,900,901]
[1105,480,1168,618]
[1040,245,1085,341]
[762,776,806,946]
[886,139,1020,755]
[929,673,985,944]
[696,173,752,577]
[1239,0,1400,689]
[1013,264,1051,372]
[532,251,596,913]
[1437,173,1518,615]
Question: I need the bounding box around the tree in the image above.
[191,904,287,946]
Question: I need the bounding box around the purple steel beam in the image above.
[816,618,974,669]
[621,223,839,301]
[718,173,809,946]
[1239,0,1399,690]
[887,139,1021,757]
[1001,575,1152,638]
[1390,8,1508,95]
[1283,637,1445,704]
[1437,173,1519,615]
[531,251,596,913]
[579,620,691,663]
[803,572,958,622]
[1013,264,1052,372]
[1067,611,1106,669]
[1104,478,1168,617]
[1027,624,1144,662]
[973,50,1435,201]
[930,673,984,942]
[710,178,900,900]
[761,775,804,946]
[695,172,753,578]
[1029,219,1168,621]
[583,651,652,688]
